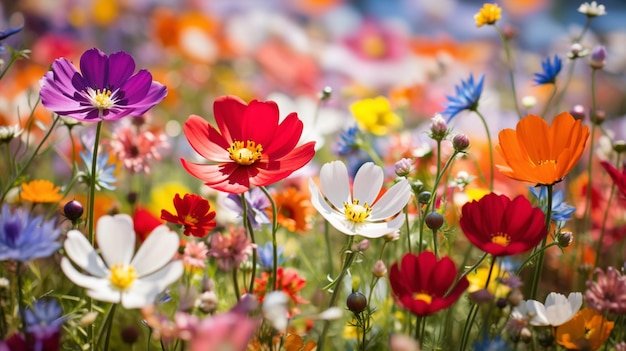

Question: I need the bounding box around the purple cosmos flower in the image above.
[39,48,167,122]
[222,187,270,230]
[0,204,61,262]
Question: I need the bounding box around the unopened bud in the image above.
[63,200,84,222]
[196,291,218,314]
[418,191,432,204]
[425,212,444,230]
[394,158,414,177]
[452,134,470,152]
[589,46,607,69]
[320,86,332,101]
[568,43,589,59]
[352,239,370,252]
[385,231,400,242]
[570,105,586,120]
[429,114,448,141]
[346,292,367,313]
[520,327,533,343]
[613,140,626,153]
[372,260,387,278]
[521,96,537,109]
[593,109,606,125]
[80,311,99,327]
[557,231,573,248]
[507,289,524,307]
[120,326,140,344]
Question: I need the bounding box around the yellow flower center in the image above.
[87,88,116,110]
[183,215,198,224]
[491,232,511,246]
[537,159,558,166]
[228,140,263,165]
[362,35,386,59]
[109,264,138,290]
[344,200,372,223]
[413,292,432,304]
[474,3,502,27]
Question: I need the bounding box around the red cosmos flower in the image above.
[181,95,316,194]
[460,193,547,257]
[390,252,468,316]
[160,193,216,238]
[601,161,626,197]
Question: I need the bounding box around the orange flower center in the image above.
[413,292,432,304]
[228,140,263,165]
[344,200,372,223]
[109,264,137,290]
[183,214,198,225]
[491,232,511,246]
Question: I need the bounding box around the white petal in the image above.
[262,291,289,332]
[526,300,550,326]
[63,230,108,277]
[87,285,123,304]
[357,215,405,238]
[60,258,112,294]
[122,261,184,309]
[319,161,350,210]
[131,225,179,277]
[567,292,583,314]
[96,214,135,267]
[369,179,411,221]
[353,162,383,206]
[546,292,583,326]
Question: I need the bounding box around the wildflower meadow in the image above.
[2,1,626,350]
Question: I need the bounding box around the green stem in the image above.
[240,193,257,293]
[0,113,59,202]
[515,242,560,276]
[16,262,26,337]
[259,186,279,291]
[595,153,621,268]
[473,110,494,192]
[495,26,522,120]
[459,303,479,351]
[360,141,384,167]
[232,268,241,301]
[102,304,117,351]
[318,236,356,351]
[324,221,334,277]
[87,121,103,244]
[584,69,599,230]
[529,184,554,300]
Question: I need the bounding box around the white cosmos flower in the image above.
[309,161,411,238]
[60,214,184,309]
[512,292,583,327]
[578,1,607,17]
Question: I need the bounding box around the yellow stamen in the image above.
[109,263,138,290]
[183,215,198,224]
[87,88,116,110]
[228,140,263,165]
[413,292,432,304]
[491,232,511,246]
[343,199,372,223]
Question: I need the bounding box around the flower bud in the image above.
[346,292,367,313]
[63,199,84,222]
[452,134,470,152]
[80,311,99,327]
[425,212,444,230]
[385,231,400,242]
[120,326,140,344]
[520,327,533,344]
[372,260,387,278]
[352,239,370,252]
[394,158,414,177]
[613,140,626,153]
[418,191,431,204]
[568,43,589,59]
[557,231,573,248]
[593,109,606,125]
[320,86,332,101]
[429,114,448,141]
[196,291,218,314]
[569,105,586,120]
[589,45,607,69]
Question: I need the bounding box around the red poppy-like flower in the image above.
[133,207,163,242]
[389,251,469,316]
[160,193,216,238]
[181,95,316,194]
[601,161,626,197]
[460,193,547,256]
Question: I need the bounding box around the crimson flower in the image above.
[161,193,216,238]
[181,95,316,194]
[460,193,547,257]
[39,48,167,121]
[601,161,626,197]
[389,251,468,316]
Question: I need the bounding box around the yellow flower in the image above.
[20,180,63,203]
[474,3,502,27]
[467,264,510,299]
[350,96,402,136]
[555,308,614,351]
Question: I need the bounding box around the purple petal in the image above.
[106,51,136,88]
[80,48,108,88]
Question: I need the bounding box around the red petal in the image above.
[214,96,247,143]
[183,115,231,162]
[242,100,280,147]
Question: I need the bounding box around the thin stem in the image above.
[515,242,559,276]
[102,304,117,351]
[324,221,334,277]
[0,113,59,202]
[232,268,241,301]
[240,193,258,293]
[360,141,384,167]
[259,186,279,291]
[318,236,356,351]
[529,184,554,300]
[16,262,26,338]
[87,121,103,244]
[459,303,479,351]
[473,110,494,192]
[595,152,621,267]
[494,26,522,120]
[584,69,599,230]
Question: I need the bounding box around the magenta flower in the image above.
[39,48,167,122]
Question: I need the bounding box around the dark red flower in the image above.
[601,161,626,197]
[460,193,547,257]
[389,251,468,316]
[133,207,163,242]
[161,193,216,238]
[180,95,316,194]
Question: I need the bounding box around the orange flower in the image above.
[20,180,63,203]
[270,186,314,233]
[555,308,614,350]
[496,112,589,186]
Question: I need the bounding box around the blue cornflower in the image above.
[473,335,510,351]
[533,55,562,85]
[23,298,66,350]
[442,73,485,122]
[223,187,271,230]
[0,24,23,52]
[79,150,117,190]
[0,204,61,262]
[335,124,360,156]
[257,242,285,271]
[528,186,575,222]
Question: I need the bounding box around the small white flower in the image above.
[262,291,290,332]
[512,292,582,327]
[310,161,411,238]
[0,124,23,143]
[578,1,607,17]
[61,214,184,309]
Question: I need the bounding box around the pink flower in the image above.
[585,266,626,314]
[208,226,254,271]
[108,126,169,174]
[181,241,208,271]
